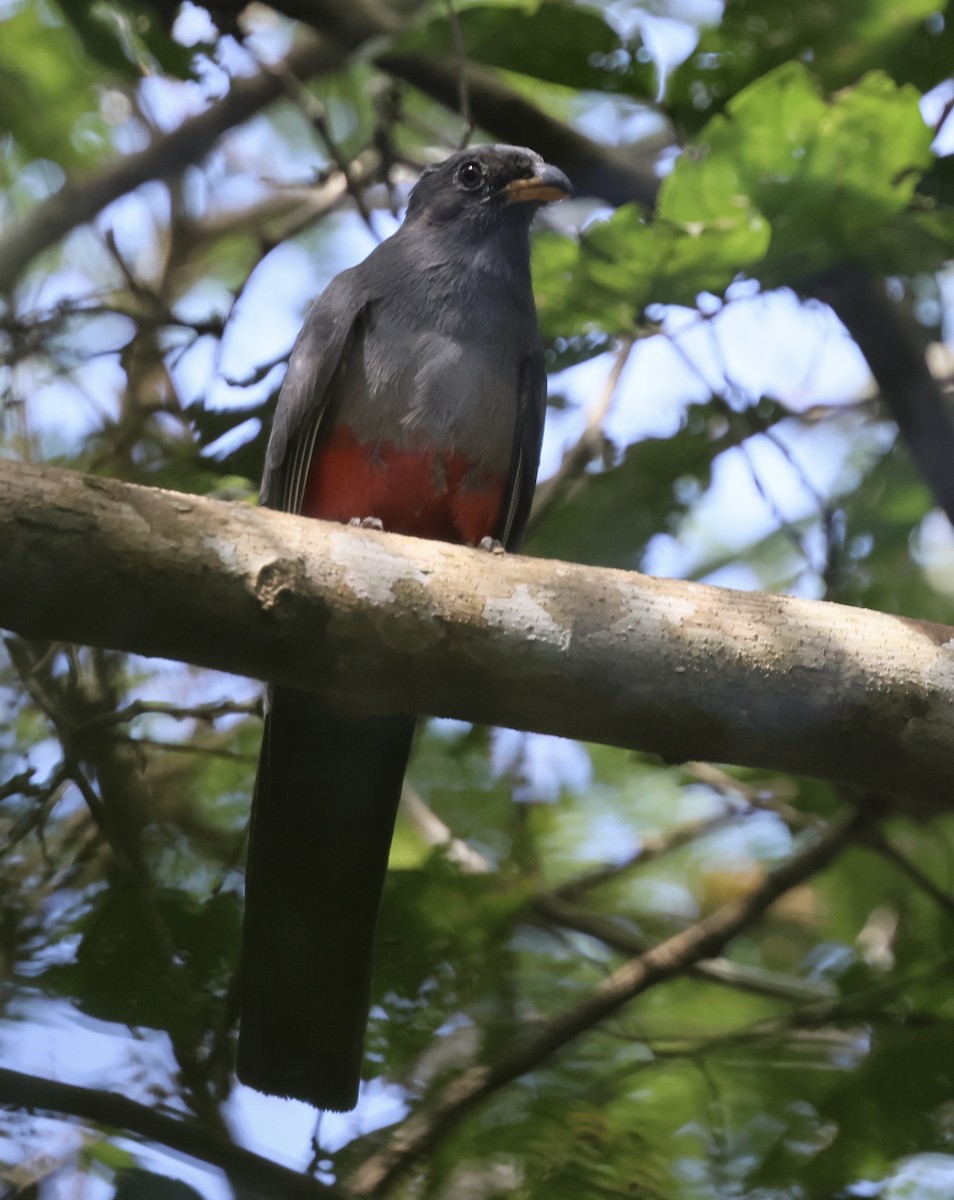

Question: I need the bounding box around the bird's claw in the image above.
[477,536,506,554]
[348,517,385,531]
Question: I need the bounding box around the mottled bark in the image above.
[2,458,953,802]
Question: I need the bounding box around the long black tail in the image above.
[237,686,415,1111]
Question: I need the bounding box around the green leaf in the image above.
[81,1141,136,1173]
[526,408,725,569]
[183,396,272,491]
[114,1169,207,1200]
[534,202,769,336]
[392,1,645,97]
[43,888,241,1039]
[55,0,203,80]
[794,1021,954,1194]
[0,1,110,169]
[663,0,945,131]
[836,440,951,621]
[364,860,529,1098]
[860,203,954,274]
[673,63,934,281]
[536,65,932,332]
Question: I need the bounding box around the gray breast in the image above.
[337,262,538,471]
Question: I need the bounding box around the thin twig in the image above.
[529,336,635,529]
[4,638,65,725]
[0,38,346,293]
[0,297,225,344]
[0,1067,344,1200]
[533,894,836,1005]
[7,642,224,1119]
[123,736,257,762]
[703,316,829,514]
[550,806,743,901]
[402,782,493,873]
[102,229,153,303]
[346,807,865,1195]
[684,762,811,828]
[864,827,954,921]
[78,697,260,730]
[443,0,473,146]
[934,92,954,138]
[0,763,70,857]
[268,59,377,232]
[664,329,822,572]
[0,770,40,803]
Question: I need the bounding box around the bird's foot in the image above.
[476,536,506,554]
[348,516,385,530]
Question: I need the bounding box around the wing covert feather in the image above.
[261,269,367,513]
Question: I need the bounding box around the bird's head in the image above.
[405,144,573,236]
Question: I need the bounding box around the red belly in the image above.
[301,426,506,546]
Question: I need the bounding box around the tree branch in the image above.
[863,825,954,920]
[529,337,634,529]
[0,1067,343,1200]
[268,0,664,206]
[1,459,954,803]
[0,9,663,294]
[803,265,954,529]
[0,38,342,294]
[345,808,863,1195]
[377,53,661,207]
[548,808,746,901]
[0,8,667,298]
[532,893,835,1002]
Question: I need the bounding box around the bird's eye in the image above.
[457,160,485,191]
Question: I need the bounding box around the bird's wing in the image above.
[498,343,547,551]
[261,269,367,513]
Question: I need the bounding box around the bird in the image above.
[237,144,573,1112]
